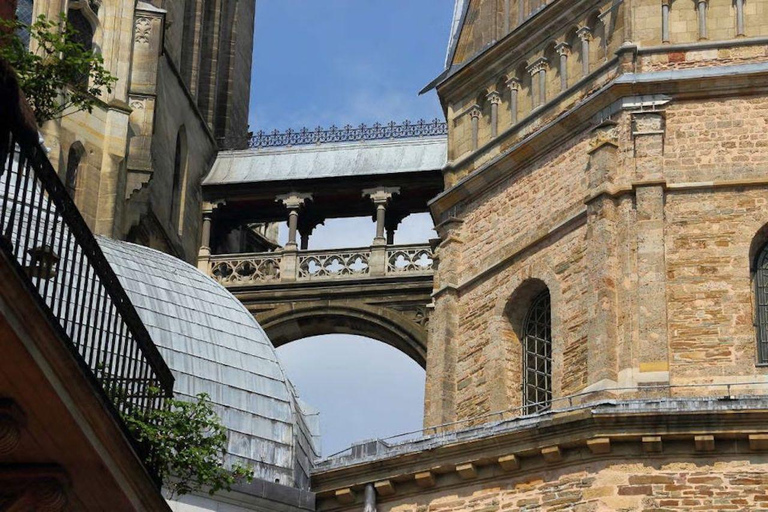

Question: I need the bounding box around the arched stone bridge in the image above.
[207,245,435,366]
[197,126,447,366]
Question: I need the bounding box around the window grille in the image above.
[523,290,552,414]
[755,246,768,363]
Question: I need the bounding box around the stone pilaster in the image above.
[631,111,669,385]
[584,122,621,391]
[127,8,165,198]
[424,217,463,428]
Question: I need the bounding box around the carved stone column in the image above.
[276,193,312,282]
[577,27,592,77]
[363,188,399,246]
[469,104,482,151]
[486,89,501,139]
[527,58,548,109]
[506,76,521,125]
[197,200,223,272]
[297,211,325,250]
[364,187,399,277]
[735,0,745,36]
[697,0,708,40]
[555,42,570,91]
[661,0,670,42]
[277,192,312,250]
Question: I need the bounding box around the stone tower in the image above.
[310,1,768,509]
[22,0,255,262]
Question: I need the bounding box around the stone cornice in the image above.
[429,60,768,223]
[311,397,768,508]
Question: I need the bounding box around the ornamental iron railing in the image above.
[0,126,174,480]
[208,243,435,285]
[249,119,448,149]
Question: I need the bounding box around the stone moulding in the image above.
[429,58,768,223]
[311,396,768,508]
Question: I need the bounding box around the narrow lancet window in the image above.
[523,290,552,413]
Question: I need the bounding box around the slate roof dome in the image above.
[97,237,319,489]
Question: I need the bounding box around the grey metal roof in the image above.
[203,137,447,186]
[98,238,320,489]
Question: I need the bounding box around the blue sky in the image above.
[250,1,452,132]
[250,1,454,455]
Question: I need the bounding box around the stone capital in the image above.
[555,42,571,56]
[505,75,521,90]
[468,104,482,120]
[202,200,226,215]
[363,187,400,205]
[577,26,593,41]
[526,58,548,75]
[276,192,312,210]
[486,90,502,105]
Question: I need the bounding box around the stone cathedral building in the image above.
[18,0,255,262]
[4,0,768,510]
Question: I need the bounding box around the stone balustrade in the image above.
[209,243,434,286]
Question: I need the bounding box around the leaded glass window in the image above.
[523,290,552,414]
[15,0,34,48]
[755,246,768,363]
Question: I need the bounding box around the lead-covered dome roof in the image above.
[98,237,319,489]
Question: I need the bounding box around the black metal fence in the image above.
[0,126,174,479]
[249,119,448,149]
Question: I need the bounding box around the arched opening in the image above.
[260,304,428,368]
[171,126,188,235]
[277,335,426,456]
[65,142,85,202]
[522,289,552,413]
[66,1,99,86]
[502,278,553,414]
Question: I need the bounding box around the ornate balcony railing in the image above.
[0,126,174,479]
[209,243,435,286]
[249,119,448,149]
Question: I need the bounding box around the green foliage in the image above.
[0,14,117,125]
[125,392,255,499]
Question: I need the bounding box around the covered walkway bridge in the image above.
[197,122,448,366]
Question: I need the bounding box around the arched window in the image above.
[67,7,95,52]
[66,1,98,86]
[171,127,188,234]
[65,142,84,200]
[523,289,552,414]
[755,244,768,364]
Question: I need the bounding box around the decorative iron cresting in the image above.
[249,119,448,149]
